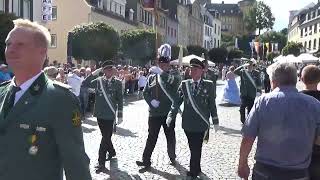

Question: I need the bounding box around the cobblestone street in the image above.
[80,80,257,180]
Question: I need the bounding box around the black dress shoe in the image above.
[95,164,106,174]
[106,152,116,161]
[136,160,151,168]
[169,158,176,165]
[186,171,198,178]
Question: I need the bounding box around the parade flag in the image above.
[142,0,155,10]
[178,45,183,67]
[249,42,253,50]
[265,43,270,54]
[235,37,239,49]
[254,42,260,54]
[275,43,279,52]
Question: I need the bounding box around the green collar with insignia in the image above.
[29,73,48,96]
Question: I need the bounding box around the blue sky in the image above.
[199,0,317,31]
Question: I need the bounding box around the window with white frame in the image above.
[23,0,31,19]
[12,0,20,16]
[50,34,57,48]
[0,0,4,11]
[52,6,57,20]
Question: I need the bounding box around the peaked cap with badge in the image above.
[0,72,91,180]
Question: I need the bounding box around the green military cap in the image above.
[101,60,114,69]
[190,58,204,69]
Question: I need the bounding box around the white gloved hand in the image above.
[213,125,219,133]
[149,66,163,75]
[117,117,123,125]
[92,68,102,76]
[150,99,160,108]
[256,92,261,97]
[166,117,172,127]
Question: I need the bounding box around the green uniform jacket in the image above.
[168,79,219,132]
[143,72,179,117]
[234,66,262,99]
[82,75,123,120]
[0,73,91,180]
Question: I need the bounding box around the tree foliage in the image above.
[244,1,275,35]
[187,45,208,57]
[221,34,234,49]
[69,22,120,62]
[121,29,156,65]
[266,52,279,62]
[282,42,303,56]
[208,48,228,63]
[228,49,244,60]
[171,45,188,60]
[0,12,17,63]
[258,29,287,52]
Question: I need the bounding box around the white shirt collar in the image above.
[11,71,43,91]
[191,78,201,84]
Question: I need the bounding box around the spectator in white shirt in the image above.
[67,69,83,97]
[138,71,147,99]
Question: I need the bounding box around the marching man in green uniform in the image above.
[136,44,180,168]
[234,59,262,124]
[167,58,219,178]
[82,60,123,173]
[1,19,91,180]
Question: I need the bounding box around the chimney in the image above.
[222,1,224,4]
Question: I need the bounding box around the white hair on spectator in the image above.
[158,44,171,59]
[13,19,51,48]
[267,62,297,86]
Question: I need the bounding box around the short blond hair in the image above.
[13,19,51,48]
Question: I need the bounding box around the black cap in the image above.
[101,60,114,69]
[159,56,170,63]
[190,58,204,69]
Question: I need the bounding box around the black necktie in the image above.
[3,86,21,118]
[193,82,198,95]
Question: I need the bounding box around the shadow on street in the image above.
[217,126,242,136]
[114,126,138,137]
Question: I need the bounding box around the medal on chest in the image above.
[28,134,38,155]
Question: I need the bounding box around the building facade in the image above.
[45,0,138,63]
[201,3,221,50]
[177,2,190,47]
[206,0,254,36]
[288,2,320,53]
[0,0,43,22]
[188,1,203,46]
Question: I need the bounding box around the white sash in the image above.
[244,70,257,89]
[186,81,210,142]
[158,74,182,114]
[99,78,116,115]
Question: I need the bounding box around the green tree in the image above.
[208,48,228,63]
[171,45,188,60]
[187,45,208,57]
[221,34,235,49]
[0,12,17,63]
[282,42,303,56]
[121,29,156,65]
[258,29,287,53]
[266,52,279,62]
[228,49,243,60]
[69,22,120,63]
[244,1,275,35]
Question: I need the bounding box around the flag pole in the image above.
[153,0,159,100]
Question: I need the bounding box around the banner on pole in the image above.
[142,0,155,10]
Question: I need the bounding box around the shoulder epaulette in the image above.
[0,81,11,87]
[53,81,71,90]
[203,79,213,83]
